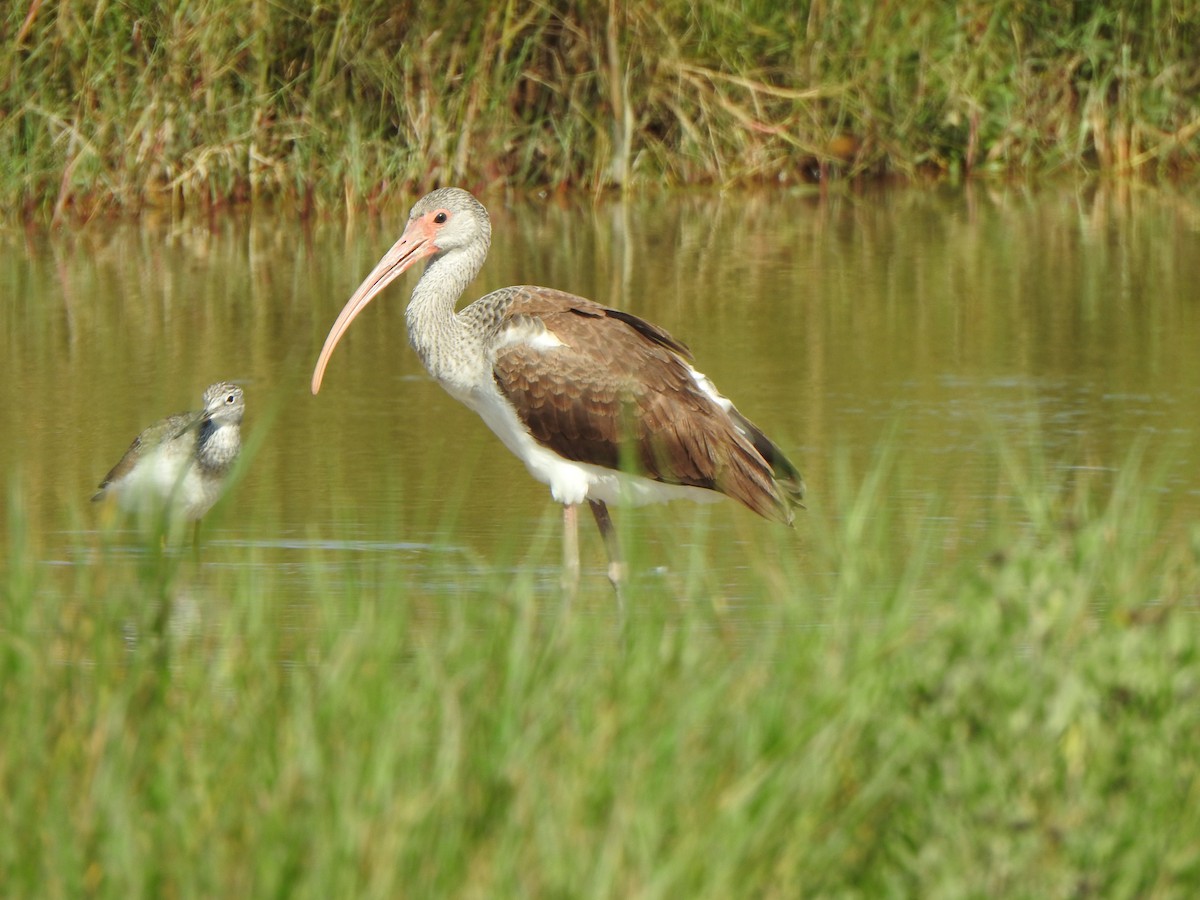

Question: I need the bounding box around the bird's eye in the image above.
[434,211,448,224]
[226,393,236,404]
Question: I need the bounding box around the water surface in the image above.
[3,183,1199,600]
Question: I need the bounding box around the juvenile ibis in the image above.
[93,381,245,540]
[311,188,803,588]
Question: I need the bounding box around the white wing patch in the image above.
[686,364,734,413]
[493,316,566,354]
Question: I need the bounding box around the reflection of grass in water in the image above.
[4,443,1200,896]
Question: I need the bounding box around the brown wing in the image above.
[92,410,199,498]
[490,288,799,523]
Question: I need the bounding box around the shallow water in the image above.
[3,182,1199,601]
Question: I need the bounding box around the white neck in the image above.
[196,419,241,474]
[405,241,487,380]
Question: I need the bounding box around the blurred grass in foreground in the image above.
[3,442,1200,897]
[5,0,1200,221]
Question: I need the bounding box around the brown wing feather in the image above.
[491,288,801,523]
[92,410,199,498]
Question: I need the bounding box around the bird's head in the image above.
[409,187,492,256]
[310,187,491,394]
[202,382,245,425]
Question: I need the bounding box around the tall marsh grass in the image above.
[3,447,1200,896]
[4,1,1200,220]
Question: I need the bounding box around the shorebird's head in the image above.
[202,382,245,426]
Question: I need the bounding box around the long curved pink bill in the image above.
[311,225,436,394]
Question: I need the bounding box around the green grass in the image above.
[4,0,1200,220]
[4,446,1200,897]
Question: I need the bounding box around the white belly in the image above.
[451,379,721,509]
[110,448,219,521]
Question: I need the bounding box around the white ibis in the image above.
[93,381,245,540]
[311,188,803,588]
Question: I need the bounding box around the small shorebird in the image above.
[311,188,803,589]
[93,382,245,541]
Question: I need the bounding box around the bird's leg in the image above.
[562,503,581,598]
[588,500,627,594]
